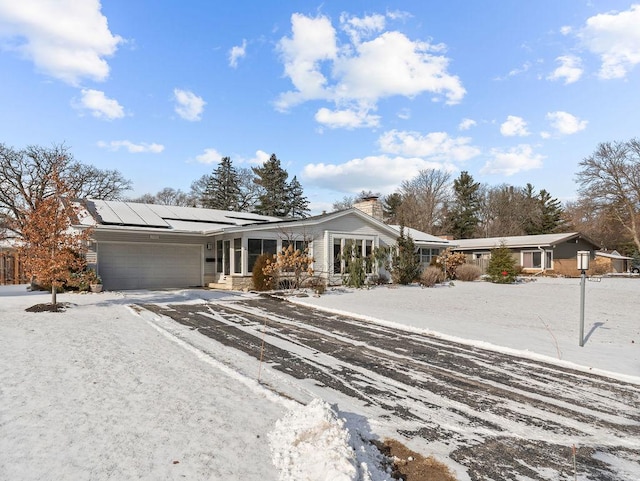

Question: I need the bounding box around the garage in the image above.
[97,242,203,290]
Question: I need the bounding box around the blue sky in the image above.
[1,1,639,214]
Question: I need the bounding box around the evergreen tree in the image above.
[252,154,290,217]
[287,176,310,219]
[382,193,403,224]
[538,189,563,233]
[390,227,421,284]
[201,157,241,211]
[447,171,481,239]
[486,242,518,283]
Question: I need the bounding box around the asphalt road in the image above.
[140,294,640,481]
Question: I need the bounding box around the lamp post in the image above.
[576,251,590,347]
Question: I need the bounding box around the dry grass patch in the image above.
[377,439,458,481]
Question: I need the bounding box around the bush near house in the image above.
[486,243,518,283]
[420,266,445,287]
[433,248,467,280]
[253,254,274,291]
[455,263,482,281]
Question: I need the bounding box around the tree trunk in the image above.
[51,283,57,306]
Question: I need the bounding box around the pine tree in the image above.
[538,189,563,233]
[486,242,517,283]
[390,227,421,284]
[287,176,310,219]
[201,157,241,211]
[252,154,290,217]
[448,171,481,239]
[382,193,403,224]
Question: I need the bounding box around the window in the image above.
[522,250,553,269]
[282,239,307,253]
[419,248,440,266]
[216,240,223,273]
[233,238,242,274]
[248,238,277,272]
[223,240,230,275]
[332,236,375,274]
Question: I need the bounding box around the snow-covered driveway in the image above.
[140,293,640,481]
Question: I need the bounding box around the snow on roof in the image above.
[389,225,451,245]
[452,232,585,250]
[595,251,633,260]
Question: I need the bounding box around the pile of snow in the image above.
[269,399,390,481]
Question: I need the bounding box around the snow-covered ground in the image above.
[1,276,638,480]
[293,276,640,380]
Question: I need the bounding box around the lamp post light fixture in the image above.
[577,251,590,347]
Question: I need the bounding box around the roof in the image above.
[79,199,281,234]
[75,201,452,246]
[389,225,451,246]
[595,250,633,260]
[452,232,598,251]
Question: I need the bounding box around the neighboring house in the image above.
[452,232,601,274]
[76,199,451,291]
[595,250,634,273]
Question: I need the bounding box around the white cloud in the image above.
[314,107,380,129]
[275,12,465,124]
[378,130,480,162]
[244,150,271,165]
[76,89,124,120]
[339,12,386,44]
[229,39,247,68]
[97,140,164,153]
[500,116,530,137]
[481,145,544,176]
[547,55,583,84]
[579,4,640,79]
[546,111,587,135]
[302,155,451,193]
[458,118,477,131]
[173,88,205,121]
[560,26,573,36]
[0,0,122,85]
[195,148,224,164]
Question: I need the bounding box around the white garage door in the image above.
[98,243,202,290]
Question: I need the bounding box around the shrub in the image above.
[455,263,482,281]
[420,266,445,287]
[342,241,367,288]
[262,244,314,290]
[486,243,517,283]
[304,276,326,294]
[433,248,467,280]
[252,254,274,291]
[390,228,421,285]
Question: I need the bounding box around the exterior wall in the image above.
[207,212,402,289]
[554,239,595,259]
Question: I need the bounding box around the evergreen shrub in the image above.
[486,243,517,283]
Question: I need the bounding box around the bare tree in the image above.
[332,195,356,212]
[397,169,452,234]
[0,143,131,236]
[576,139,640,252]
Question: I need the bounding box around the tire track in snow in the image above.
[139,296,640,481]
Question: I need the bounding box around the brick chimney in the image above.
[353,195,383,221]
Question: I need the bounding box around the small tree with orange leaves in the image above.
[18,171,92,306]
[262,243,314,290]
